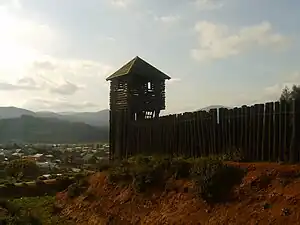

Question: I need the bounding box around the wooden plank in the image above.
[178,114,183,156]
[291,100,300,162]
[246,106,258,161]
[200,111,207,156]
[232,108,238,150]
[285,102,292,162]
[236,108,242,153]
[273,102,280,162]
[263,103,273,161]
[216,109,222,155]
[211,109,218,155]
[191,112,197,157]
[279,101,286,162]
[219,108,226,155]
[244,106,250,160]
[239,107,245,155]
[227,109,233,152]
[268,102,274,161]
[224,108,229,155]
[256,104,264,161]
[195,111,202,157]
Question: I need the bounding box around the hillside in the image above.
[57,161,300,225]
[35,110,109,127]
[0,115,108,143]
[0,107,109,127]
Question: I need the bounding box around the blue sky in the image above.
[0,0,299,113]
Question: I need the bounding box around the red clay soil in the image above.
[56,162,300,225]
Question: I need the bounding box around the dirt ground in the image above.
[56,162,300,225]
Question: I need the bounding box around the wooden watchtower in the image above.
[106,56,171,160]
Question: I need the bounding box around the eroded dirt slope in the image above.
[56,162,300,225]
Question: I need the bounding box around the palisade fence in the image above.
[110,100,300,163]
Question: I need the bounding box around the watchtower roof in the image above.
[106,56,171,81]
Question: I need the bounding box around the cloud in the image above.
[154,15,181,24]
[32,61,56,71]
[23,98,99,111]
[0,0,22,10]
[192,0,223,10]
[166,78,181,83]
[0,76,81,95]
[48,80,81,95]
[191,21,289,62]
[0,77,39,91]
[31,57,113,79]
[110,0,132,8]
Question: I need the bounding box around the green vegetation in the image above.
[280,84,300,102]
[67,175,89,198]
[0,115,108,143]
[0,196,73,225]
[106,155,246,203]
[5,159,39,181]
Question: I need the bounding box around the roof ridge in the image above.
[106,56,171,81]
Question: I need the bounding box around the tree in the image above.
[280,85,300,102]
[5,159,40,180]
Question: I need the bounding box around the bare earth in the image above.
[56,162,300,225]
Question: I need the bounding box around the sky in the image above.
[0,0,299,113]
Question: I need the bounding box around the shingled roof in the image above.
[106,56,171,81]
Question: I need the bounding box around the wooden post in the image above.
[219,108,225,155]
[244,106,250,160]
[291,100,300,162]
[256,104,264,161]
[279,101,285,162]
[273,102,280,162]
[246,106,258,160]
[268,102,274,161]
[224,109,229,154]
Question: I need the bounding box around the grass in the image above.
[1,196,74,225]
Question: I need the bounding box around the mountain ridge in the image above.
[0,107,109,127]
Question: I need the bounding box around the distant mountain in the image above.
[0,107,35,119]
[0,115,108,144]
[59,110,109,127]
[200,105,230,111]
[0,107,109,127]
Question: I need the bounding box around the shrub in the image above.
[67,183,81,198]
[67,181,88,199]
[169,158,191,179]
[96,162,112,172]
[131,165,163,192]
[191,159,245,203]
[0,200,20,216]
[222,147,245,162]
[107,166,131,185]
